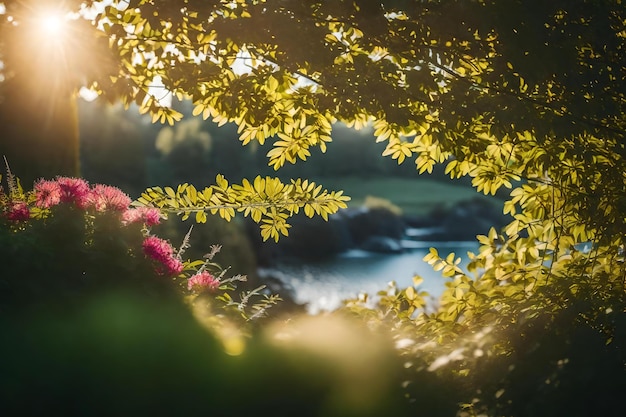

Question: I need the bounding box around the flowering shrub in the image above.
[0,170,280,326]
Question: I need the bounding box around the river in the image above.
[258,240,479,314]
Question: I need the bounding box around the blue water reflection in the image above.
[259,241,479,314]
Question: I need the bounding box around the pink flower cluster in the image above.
[35,177,91,209]
[35,177,128,211]
[187,271,220,293]
[34,179,65,208]
[32,177,161,226]
[89,184,132,212]
[142,236,184,276]
[5,201,30,221]
[3,176,190,283]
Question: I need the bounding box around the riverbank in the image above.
[247,196,508,264]
[247,196,506,313]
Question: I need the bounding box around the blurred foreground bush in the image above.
[0,173,410,417]
[0,291,411,417]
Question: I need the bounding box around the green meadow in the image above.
[313,176,501,216]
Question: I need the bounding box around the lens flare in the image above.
[40,14,65,36]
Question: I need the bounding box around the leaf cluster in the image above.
[134,175,349,241]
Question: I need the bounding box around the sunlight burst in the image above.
[40,14,65,36]
[27,9,74,71]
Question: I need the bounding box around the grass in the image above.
[313,176,503,216]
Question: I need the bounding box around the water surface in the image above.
[259,241,479,314]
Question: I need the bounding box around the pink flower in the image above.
[164,257,184,276]
[122,207,161,226]
[34,180,62,208]
[89,184,131,212]
[141,207,162,226]
[143,236,174,259]
[122,208,142,224]
[6,201,30,221]
[56,177,91,208]
[187,271,220,293]
[142,236,182,276]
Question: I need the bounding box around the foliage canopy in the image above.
[92,0,625,234]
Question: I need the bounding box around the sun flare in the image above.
[40,14,65,36]
[28,10,74,66]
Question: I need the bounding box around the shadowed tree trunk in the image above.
[0,74,79,186]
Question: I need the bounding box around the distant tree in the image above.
[78,100,150,195]
[152,117,212,183]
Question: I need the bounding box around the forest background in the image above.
[79,97,503,274]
